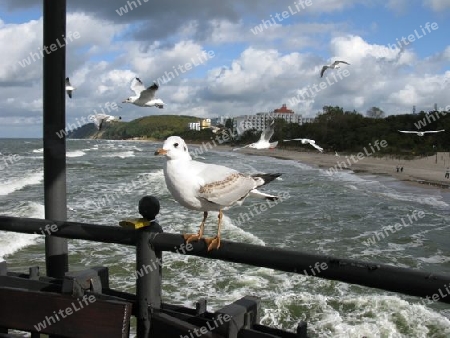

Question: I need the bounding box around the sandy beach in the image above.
[212,146,450,190]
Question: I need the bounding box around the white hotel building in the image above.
[232,104,314,135]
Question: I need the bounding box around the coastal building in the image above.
[188,122,200,131]
[188,118,211,131]
[211,115,231,126]
[232,104,313,135]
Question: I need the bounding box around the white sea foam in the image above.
[417,253,450,264]
[261,291,450,337]
[66,150,86,158]
[0,232,40,262]
[0,201,44,261]
[320,167,362,181]
[32,148,43,153]
[102,151,135,158]
[380,191,449,208]
[223,215,265,246]
[83,170,167,213]
[0,170,43,196]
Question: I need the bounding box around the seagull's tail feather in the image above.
[249,189,278,201]
[252,173,282,186]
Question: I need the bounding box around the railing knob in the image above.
[139,195,160,221]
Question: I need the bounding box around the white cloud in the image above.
[0,1,449,137]
[120,40,214,84]
[0,18,42,81]
[423,0,450,11]
[206,47,305,100]
[0,13,125,83]
[386,0,409,14]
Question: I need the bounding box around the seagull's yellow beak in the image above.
[154,148,167,156]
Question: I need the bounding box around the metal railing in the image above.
[1,213,450,337]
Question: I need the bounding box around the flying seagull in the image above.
[93,114,122,131]
[284,138,324,152]
[234,119,278,150]
[122,77,164,108]
[155,136,281,251]
[320,60,350,78]
[398,130,445,136]
[65,77,75,98]
[209,126,224,134]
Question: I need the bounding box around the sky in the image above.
[0,0,449,138]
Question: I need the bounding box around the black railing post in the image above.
[43,0,69,278]
[135,196,163,337]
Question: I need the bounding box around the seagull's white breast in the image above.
[164,159,219,211]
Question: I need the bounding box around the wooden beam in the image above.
[0,287,131,338]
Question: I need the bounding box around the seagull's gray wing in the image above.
[65,77,73,98]
[94,116,106,130]
[198,172,259,206]
[105,115,120,122]
[398,130,418,134]
[210,126,220,132]
[130,77,146,96]
[187,161,256,206]
[424,130,445,133]
[260,120,275,142]
[336,60,350,65]
[320,66,328,77]
[232,144,251,151]
[138,82,159,101]
[283,138,305,142]
[309,142,324,152]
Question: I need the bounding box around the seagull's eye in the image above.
[174,143,179,148]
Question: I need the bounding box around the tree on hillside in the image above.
[366,106,385,119]
[225,118,233,130]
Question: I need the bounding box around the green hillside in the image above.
[68,115,201,140]
[67,108,450,156]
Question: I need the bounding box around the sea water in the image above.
[1,138,449,337]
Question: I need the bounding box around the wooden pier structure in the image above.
[1,211,450,337]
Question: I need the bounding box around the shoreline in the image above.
[97,138,450,191]
[207,145,450,191]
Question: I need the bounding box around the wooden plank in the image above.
[0,287,131,338]
[0,276,61,293]
[150,312,223,338]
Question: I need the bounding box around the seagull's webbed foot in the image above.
[203,210,223,251]
[183,211,207,244]
[203,236,221,251]
[183,233,202,243]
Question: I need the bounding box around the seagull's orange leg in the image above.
[183,211,207,243]
[204,210,223,251]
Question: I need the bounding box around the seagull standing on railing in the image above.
[155,136,281,251]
